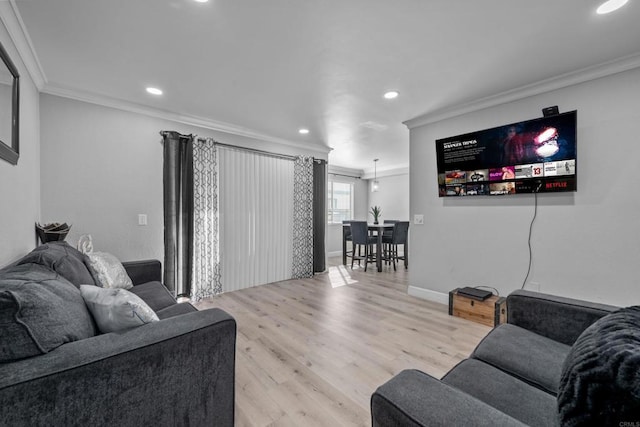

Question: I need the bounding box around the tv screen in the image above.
[436,111,577,197]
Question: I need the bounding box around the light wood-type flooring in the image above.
[195,257,492,427]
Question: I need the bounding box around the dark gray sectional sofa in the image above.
[372,290,640,426]
[0,242,236,427]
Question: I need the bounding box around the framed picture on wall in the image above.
[0,39,20,165]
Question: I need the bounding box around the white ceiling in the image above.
[14,0,640,173]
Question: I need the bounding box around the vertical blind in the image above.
[218,147,294,292]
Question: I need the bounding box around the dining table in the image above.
[342,223,394,272]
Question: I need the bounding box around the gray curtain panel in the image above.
[161,131,194,297]
[313,160,326,273]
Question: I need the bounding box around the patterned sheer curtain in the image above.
[292,156,314,278]
[192,138,222,300]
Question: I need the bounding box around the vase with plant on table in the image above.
[370,206,382,225]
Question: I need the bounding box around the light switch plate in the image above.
[414,214,424,225]
[138,214,148,226]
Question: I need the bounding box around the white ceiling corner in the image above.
[0,0,47,89]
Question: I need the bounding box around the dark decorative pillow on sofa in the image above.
[0,263,96,362]
[558,306,640,426]
[17,241,97,287]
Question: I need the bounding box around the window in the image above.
[328,180,353,224]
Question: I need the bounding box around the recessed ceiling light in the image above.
[383,91,399,100]
[597,0,628,14]
[146,87,163,95]
[193,0,209,3]
[298,128,310,135]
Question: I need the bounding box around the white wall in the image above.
[39,94,327,263]
[354,178,369,220]
[368,173,410,222]
[0,18,40,266]
[408,67,640,307]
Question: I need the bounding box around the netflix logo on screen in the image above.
[540,177,576,193]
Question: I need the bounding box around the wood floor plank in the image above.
[195,257,491,426]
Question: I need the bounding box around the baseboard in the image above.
[327,250,342,258]
[408,286,449,306]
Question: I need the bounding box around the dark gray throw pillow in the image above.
[558,306,640,426]
[0,263,96,362]
[17,241,97,287]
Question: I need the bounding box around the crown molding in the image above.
[404,52,640,129]
[43,83,332,156]
[361,166,409,180]
[0,1,47,89]
[328,165,364,178]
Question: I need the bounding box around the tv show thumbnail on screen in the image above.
[435,111,577,197]
[467,169,488,182]
[515,163,544,179]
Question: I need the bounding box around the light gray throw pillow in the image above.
[80,285,159,333]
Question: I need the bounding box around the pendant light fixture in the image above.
[372,158,379,192]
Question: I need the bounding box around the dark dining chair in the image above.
[382,221,409,271]
[382,220,399,264]
[349,221,377,271]
[342,220,357,264]
[343,220,354,240]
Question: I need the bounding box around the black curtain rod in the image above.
[213,142,325,164]
[329,172,361,179]
[206,140,298,161]
[161,131,324,162]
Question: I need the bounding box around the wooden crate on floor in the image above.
[448,288,507,327]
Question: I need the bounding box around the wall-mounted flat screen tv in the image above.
[436,111,577,197]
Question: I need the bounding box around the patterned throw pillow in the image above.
[86,252,133,289]
[558,306,640,426]
[80,285,159,333]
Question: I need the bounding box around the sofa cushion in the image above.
[156,302,197,320]
[17,242,97,287]
[372,369,527,427]
[80,285,159,333]
[558,306,640,427]
[0,263,96,362]
[471,323,570,395]
[129,281,176,312]
[442,358,559,426]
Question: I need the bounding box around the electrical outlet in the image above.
[414,214,424,225]
[529,281,540,292]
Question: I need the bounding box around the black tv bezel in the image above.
[435,110,577,197]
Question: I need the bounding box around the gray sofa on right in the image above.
[372,290,640,426]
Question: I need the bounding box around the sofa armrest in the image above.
[0,308,236,427]
[507,290,619,345]
[371,369,526,427]
[122,259,162,285]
